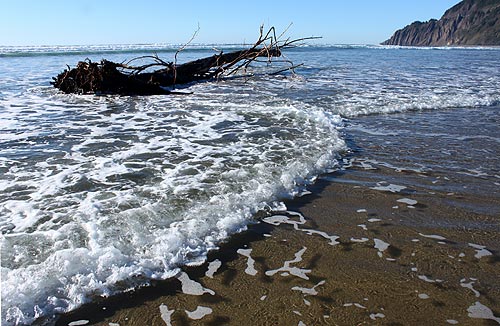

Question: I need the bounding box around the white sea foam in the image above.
[371,182,407,193]
[370,313,386,320]
[461,278,480,298]
[418,275,444,283]
[185,306,213,320]
[301,228,340,246]
[350,237,369,243]
[265,247,311,280]
[0,85,345,324]
[358,224,368,231]
[292,280,325,296]
[177,272,215,296]
[343,303,367,309]
[2,45,500,326]
[237,248,258,276]
[467,301,500,323]
[397,198,418,206]
[263,211,339,245]
[468,243,493,259]
[374,238,390,257]
[68,321,89,326]
[418,233,447,240]
[205,259,222,278]
[159,304,174,326]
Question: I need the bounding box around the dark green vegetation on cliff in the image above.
[382,0,500,46]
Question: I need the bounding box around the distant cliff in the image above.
[382,0,500,46]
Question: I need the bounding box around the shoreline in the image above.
[3,42,500,326]
[41,106,500,326]
[53,159,500,326]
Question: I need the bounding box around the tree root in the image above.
[51,26,318,95]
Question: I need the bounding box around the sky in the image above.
[0,0,461,46]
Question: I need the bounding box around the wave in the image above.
[4,43,499,59]
[2,44,500,326]
[0,84,345,325]
[0,43,250,58]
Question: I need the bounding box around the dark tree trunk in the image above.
[51,27,311,95]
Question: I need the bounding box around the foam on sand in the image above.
[265,247,311,280]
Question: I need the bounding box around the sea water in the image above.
[1,44,499,325]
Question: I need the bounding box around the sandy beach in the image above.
[3,0,500,322]
[54,120,500,326]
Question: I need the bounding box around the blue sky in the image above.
[0,0,461,46]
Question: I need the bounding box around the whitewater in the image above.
[1,44,499,325]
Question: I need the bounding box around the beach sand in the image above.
[52,108,500,326]
[53,161,500,326]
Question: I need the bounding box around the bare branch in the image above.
[173,24,201,86]
[52,25,315,95]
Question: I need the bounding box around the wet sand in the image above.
[53,162,500,326]
[53,109,500,326]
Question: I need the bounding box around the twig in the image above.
[173,24,201,86]
[269,63,304,75]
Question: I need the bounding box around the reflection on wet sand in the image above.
[59,108,500,326]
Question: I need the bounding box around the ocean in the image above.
[1,44,499,326]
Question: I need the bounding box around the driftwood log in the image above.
[51,27,312,95]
